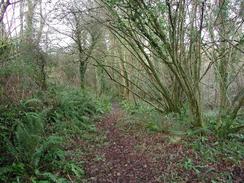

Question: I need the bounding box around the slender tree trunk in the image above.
[118,45,130,99]
[216,0,230,122]
[76,28,88,89]
[79,60,86,89]
[229,89,244,120]
[19,0,24,37]
[0,0,10,23]
[96,66,105,95]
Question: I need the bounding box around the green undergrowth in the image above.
[120,100,168,133]
[0,85,111,182]
[120,100,193,135]
[180,136,244,182]
[121,100,244,137]
[187,135,244,164]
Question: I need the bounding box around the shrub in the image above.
[0,86,111,182]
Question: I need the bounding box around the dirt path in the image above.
[82,103,244,183]
[84,103,164,183]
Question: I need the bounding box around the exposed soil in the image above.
[81,104,244,183]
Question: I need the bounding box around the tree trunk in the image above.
[79,58,86,89]
[216,0,230,122]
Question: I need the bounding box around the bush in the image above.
[0,86,111,182]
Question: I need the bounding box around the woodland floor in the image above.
[69,103,244,183]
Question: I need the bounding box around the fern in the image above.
[0,86,110,182]
[15,112,44,164]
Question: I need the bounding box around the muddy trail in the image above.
[81,103,244,183]
[82,103,194,183]
[84,103,162,182]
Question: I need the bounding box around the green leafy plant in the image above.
[183,158,200,174]
[0,85,111,182]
